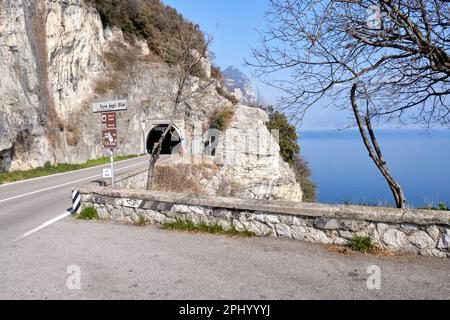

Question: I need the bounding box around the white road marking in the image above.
[0,161,148,204]
[0,156,148,188]
[15,211,72,241]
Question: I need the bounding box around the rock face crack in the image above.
[23,0,58,127]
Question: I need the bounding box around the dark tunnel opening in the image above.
[146,125,182,155]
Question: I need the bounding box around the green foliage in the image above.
[421,202,449,211]
[293,156,317,203]
[0,154,141,185]
[78,207,99,220]
[266,112,299,165]
[137,216,148,226]
[162,219,255,237]
[350,236,376,254]
[211,107,236,131]
[267,112,317,202]
[85,0,206,63]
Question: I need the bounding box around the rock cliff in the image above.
[0,0,303,201]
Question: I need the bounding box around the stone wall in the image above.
[113,166,148,189]
[78,186,450,259]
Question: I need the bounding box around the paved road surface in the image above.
[0,158,449,300]
[0,156,148,244]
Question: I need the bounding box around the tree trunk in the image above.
[146,120,176,190]
[350,84,406,208]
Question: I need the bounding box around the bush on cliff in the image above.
[267,111,317,202]
[85,0,206,64]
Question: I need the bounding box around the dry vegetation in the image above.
[65,125,81,147]
[85,0,207,66]
[94,78,120,95]
[152,165,206,195]
[215,86,239,105]
[210,106,236,132]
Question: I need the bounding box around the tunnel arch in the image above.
[146,124,183,155]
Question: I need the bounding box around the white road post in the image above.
[110,148,114,188]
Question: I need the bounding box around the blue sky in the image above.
[162,0,354,129]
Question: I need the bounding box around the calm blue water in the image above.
[299,129,450,208]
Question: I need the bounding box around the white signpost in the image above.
[92,99,128,188]
[103,168,112,179]
[92,99,128,113]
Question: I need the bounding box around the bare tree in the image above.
[351,83,406,207]
[248,0,449,207]
[146,24,214,190]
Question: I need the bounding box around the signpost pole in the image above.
[94,99,126,189]
[110,148,114,189]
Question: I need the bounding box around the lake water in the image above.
[299,129,450,208]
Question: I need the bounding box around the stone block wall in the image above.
[113,167,148,189]
[78,186,450,259]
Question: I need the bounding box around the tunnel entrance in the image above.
[146,125,182,155]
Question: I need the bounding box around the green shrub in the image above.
[421,202,449,211]
[78,207,99,220]
[350,236,376,254]
[137,216,147,226]
[266,111,317,202]
[293,156,317,203]
[210,107,235,132]
[266,112,299,165]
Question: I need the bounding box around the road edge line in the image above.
[15,211,72,242]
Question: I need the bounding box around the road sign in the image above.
[103,168,112,179]
[101,112,117,148]
[92,99,127,113]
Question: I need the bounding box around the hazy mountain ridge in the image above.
[223,66,255,104]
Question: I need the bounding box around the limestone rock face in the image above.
[214,105,303,201]
[0,0,52,170]
[0,0,303,202]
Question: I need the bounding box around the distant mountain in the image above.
[222,66,255,104]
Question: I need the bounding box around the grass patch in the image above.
[137,216,147,227]
[349,236,376,254]
[78,207,99,220]
[0,154,142,185]
[162,219,255,238]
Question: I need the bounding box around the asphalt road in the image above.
[0,156,149,244]
[0,157,449,300]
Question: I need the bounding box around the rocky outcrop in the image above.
[214,105,303,201]
[0,0,303,201]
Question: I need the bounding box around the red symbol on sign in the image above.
[101,112,117,148]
